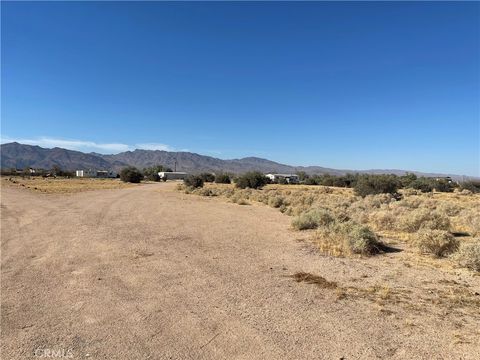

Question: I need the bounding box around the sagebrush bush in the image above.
[214,173,231,184]
[315,221,383,256]
[292,208,336,230]
[454,240,480,271]
[370,210,396,231]
[198,173,215,182]
[459,209,480,236]
[343,223,382,255]
[235,172,268,189]
[413,229,459,257]
[410,178,434,193]
[398,209,450,233]
[460,181,480,194]
[268,196,284,208]
[120,167,143,183]
[184,175,204,189]
[354,175,400,197]
[434,179,455,193]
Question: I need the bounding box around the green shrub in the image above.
[199,173,215,183]
[343,223,382,255]
[354,175,400,197]
[459,181,480,194]
[120,167,143,183]
[214,173,231,184]
[413,229,459,257]
[410,178,434,192]
[434,179,455,193]
[236,171,268,189]
[143,165,172,181]
[454,240,480,271]
[184,175,204,189]
[292,208,336,230]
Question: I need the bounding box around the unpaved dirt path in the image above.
[2,183,479,359]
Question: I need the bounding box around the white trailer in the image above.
[158,171,188,181]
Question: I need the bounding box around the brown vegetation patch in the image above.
[1,176,134,194]
[289,272,338,289]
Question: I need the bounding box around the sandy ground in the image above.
[1,183,479,359]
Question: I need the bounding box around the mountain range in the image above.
[0,142,474,180]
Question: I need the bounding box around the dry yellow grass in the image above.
[1,176,134,194]
[182,182,480,269]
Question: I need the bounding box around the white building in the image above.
[158,171,188,181]
[265,173,299,184]
[76,170,117,178]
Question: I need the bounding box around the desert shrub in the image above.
[398,209,450,233]
[315,221,383,256]
[199,173,215,183]
[400,172,418,188]
[460,181,480,194]
[459,209,480,236]
[354,175,400,197]
[436,202,461,216]
[143,165,171,181]
[215,173,231,184]
[184,175,204,189]
[343,223,383,255]
[236,171,268,189]
[434,179,455,193]
[413,229,459,257]
[454,240,480,271]
[370,210,396,231]
[268,196,284,208]
[120,167,143,183]
[410,178,434,193]
[292,208,336,230]
[459,189,473,196]
[196,188,217,196]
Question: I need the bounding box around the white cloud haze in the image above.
[0,136,175,154]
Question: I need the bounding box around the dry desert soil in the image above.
[1,182,479,359]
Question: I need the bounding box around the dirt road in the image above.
[2,183,479,359]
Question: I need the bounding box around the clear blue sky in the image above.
[2,2,479,175]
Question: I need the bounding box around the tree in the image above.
[199,173,215,182]
[184,175,204,188]
[214,173,231,184]
[296,171,309,182]
[120,167,143,183]
[235,171,268,189]
[143,165,172,181]
[354,175,400,197]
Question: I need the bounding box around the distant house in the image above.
[265,173,299,184]
[158,171,187,181]
[76,170,117,178]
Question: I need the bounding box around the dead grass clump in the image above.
[268,196,284,208]
[291,208,336,230]
[413,229,459,257]
[436,201,462,216]
[459,208,480,236]
[315,221,383,256]
[289,272,337,289]
[398,209,450,233]
[195,188,218,197]
[370,210,396,231]
[454,240,480,272]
